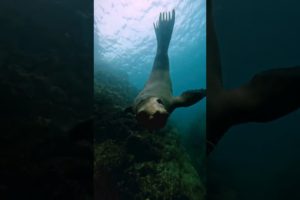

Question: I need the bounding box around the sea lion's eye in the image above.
[157,99,163,104]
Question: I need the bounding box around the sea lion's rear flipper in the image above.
[172,89,206,108]
[153,10,175,54]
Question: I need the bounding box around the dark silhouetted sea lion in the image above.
[128,10,206,130]
[207,0,300,153]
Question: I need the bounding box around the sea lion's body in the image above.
[132,10,206,129]
[133,53,173,113]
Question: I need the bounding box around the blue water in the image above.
[94,0,206,134]
[209,0,300,199]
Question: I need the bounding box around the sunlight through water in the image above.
[95,0,206,89]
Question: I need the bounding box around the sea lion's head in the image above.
[136,97,169,129]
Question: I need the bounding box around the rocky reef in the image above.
[0,1,93,199]
[94,65,205,200]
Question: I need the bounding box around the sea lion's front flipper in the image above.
[153,10,175,55]
[172,89,206,108]
[227,66,300,124]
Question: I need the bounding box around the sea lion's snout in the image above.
[152,110,169,128]
[137,109,169,130]
[136,97,169,130]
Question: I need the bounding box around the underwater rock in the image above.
[126,132,163,162]
[94,66,205,199]
[0,1,93,197]
[94,129,205,200]
[69,118,94,143]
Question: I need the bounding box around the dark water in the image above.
[208,0,300,199]
[0,0,93,199]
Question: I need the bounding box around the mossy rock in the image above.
[95,129,205,200]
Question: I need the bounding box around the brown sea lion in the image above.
[128,10,206,130]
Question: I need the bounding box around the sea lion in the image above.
[207,0,300,153]
[128,10,206,130]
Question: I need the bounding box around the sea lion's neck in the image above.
[151,53,169,72]
[143,52,173,99]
